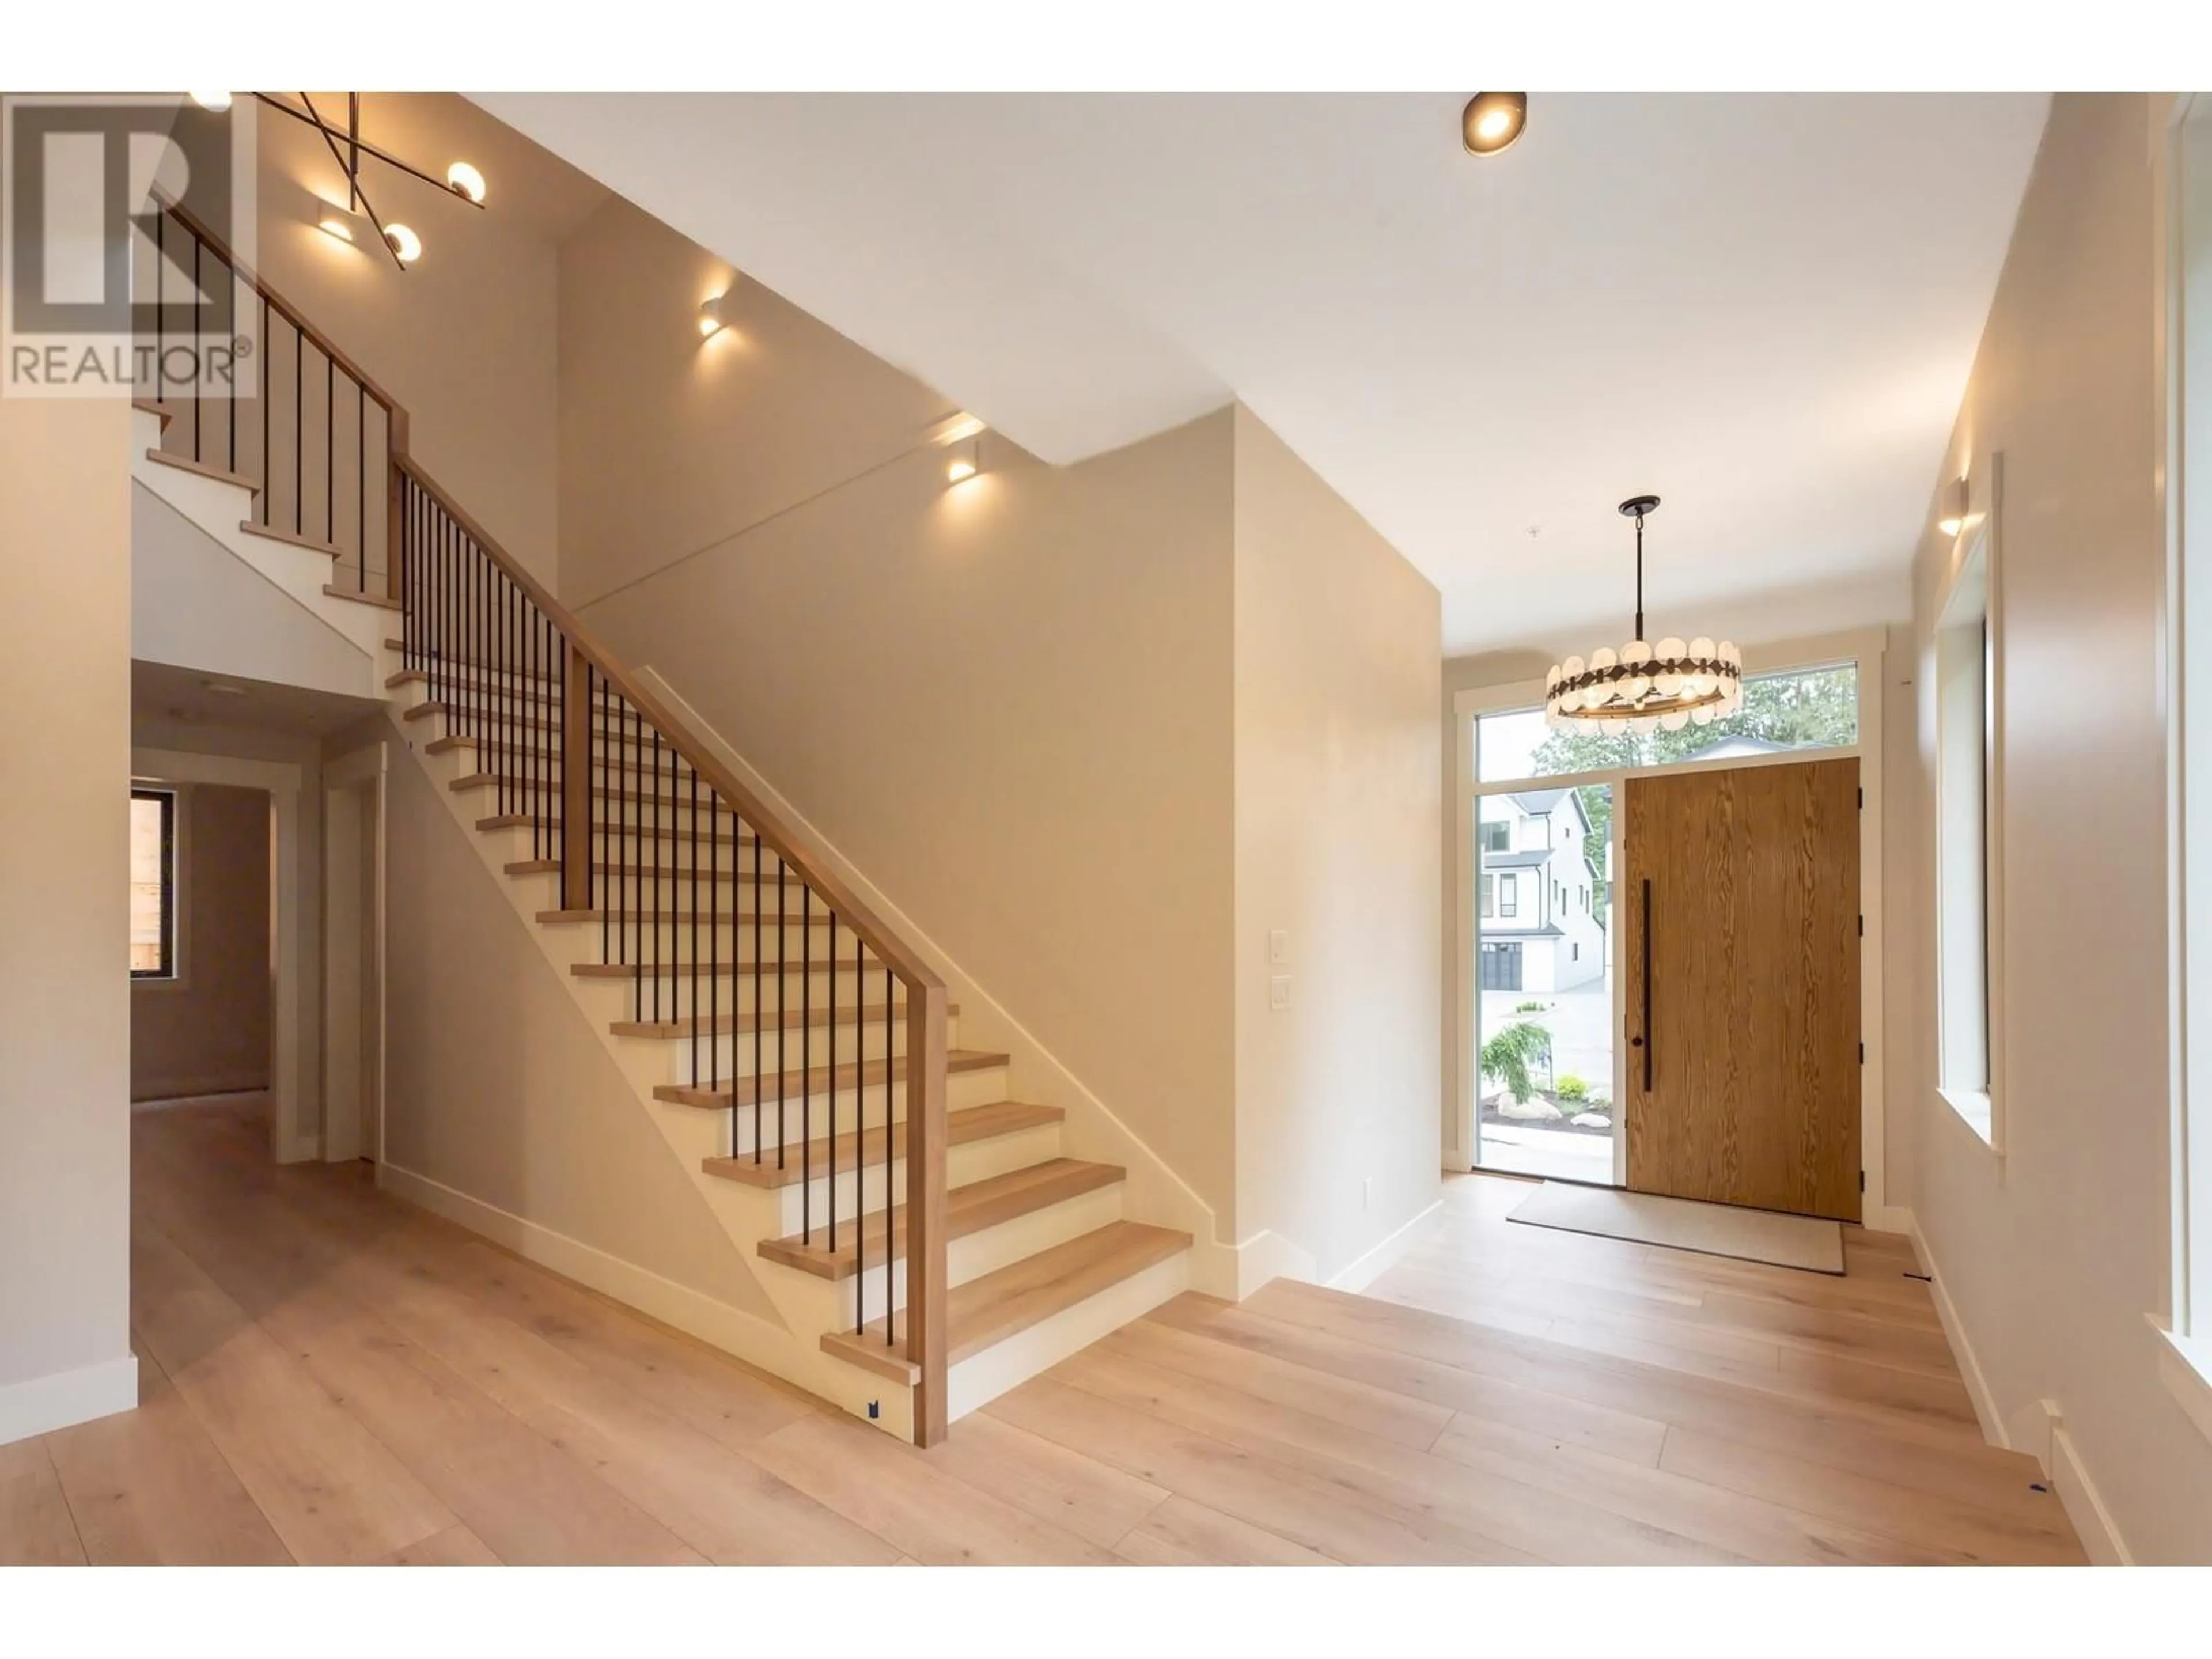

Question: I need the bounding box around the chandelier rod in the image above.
[1634,506,1645,644]
[249,93,486,209]
[298,91,404,274]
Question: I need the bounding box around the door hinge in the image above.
[1857,787,1864,808]
[1859,1170,1866,1193]
[1858,1041,1866,1064]
[1857,914,1863,938]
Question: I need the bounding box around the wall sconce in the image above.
[945,436,981,485]
[1937,475,1968,538]
[699,292,731,338]
[188,92,232,112]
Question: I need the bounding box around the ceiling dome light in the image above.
[446,161,487,204]
[1461,92,1527,156]
[382,223,422,265]
[1545,497,1741,734]
[188,92,232,112]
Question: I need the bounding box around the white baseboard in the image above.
[0,1353,139,1448]
[1905,1210,2006,1447]
[377,1161,820,1399]
[2052,1423,2134,1565]
[1327,1200,1444,1294]
[1910,1213,2133,1565]
[1228,1229,1320,1300]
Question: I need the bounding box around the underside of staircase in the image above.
[127,252,1195,1442]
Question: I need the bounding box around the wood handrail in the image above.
[154,194,408,425]
[395,454,945,995]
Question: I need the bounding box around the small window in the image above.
[1479,820,1510,854]
[1499,873,1518,918]
[1936,536,1995,1140]
[131,789,176,979]
[1479,873,1494,918]
[1571,942,1580,962]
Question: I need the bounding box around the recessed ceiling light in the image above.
[1462,92,1528,156]
[188,92,232,112]
[445,161,487,204]
[200,679,249,696]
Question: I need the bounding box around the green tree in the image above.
[1529,665,1859,894]
[1479,1020,1552,1104]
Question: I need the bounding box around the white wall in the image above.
[1232,406,1443,1285]
[1905,92,2212,1564]
[378,735,776,1317]
[0,395,138,1443]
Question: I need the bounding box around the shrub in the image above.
[1514,1000,1547,1014]
[1555,1075,1588,1101]
[1480,1021,1553,1104]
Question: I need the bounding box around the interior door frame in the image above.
[324,739,388,1164]
[1450,625,1895,1228]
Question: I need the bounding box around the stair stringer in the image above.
[378,679,939,1441]
[636,666,1236,1297]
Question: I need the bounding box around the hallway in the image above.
[0,1100,2082,1565]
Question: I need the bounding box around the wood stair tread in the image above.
[132,397,173,425]
[701,1101,1062,1191]
[240,520,341,558]
[475,812,747,844]
[611,999,949,1039]
[144,446,257,490]
[572,959,815,980]
[759,1158,1124,1281]
[654,1048,1007,1110]
[819,1222,1192,1384]
[325,582,402,609]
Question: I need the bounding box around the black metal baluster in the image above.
[828,912,839,1257]
[689,763,700,1086]
[293,322,302,537]
[876,960,885,1354]
[802,885,813,1243]
[258,297,268,521]
[356,382,364,579]
[709,776,720,1100]
[228,252,237,475]
[752,830,763,1165]
[775,858,785,1172]
[325,350,336,571]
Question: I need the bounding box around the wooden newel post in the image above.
[905,980,950,1447]
[560,639,591,912]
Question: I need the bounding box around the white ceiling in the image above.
[478,92,2048,655]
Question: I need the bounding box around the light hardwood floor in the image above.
[0,1100,2084,1566]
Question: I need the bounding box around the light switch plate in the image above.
[1268,929,1289,965]
[1269,975,1291,1010]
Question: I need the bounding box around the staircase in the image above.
[132,197,1192,1446]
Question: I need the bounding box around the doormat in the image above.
[1506,1183,1845,1274]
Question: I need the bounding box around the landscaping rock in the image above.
[1570,1112,1611,1130]
[1497,1095,1563,1121]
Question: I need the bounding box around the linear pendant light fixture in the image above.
[243,92,487,271]
[1544,495,1743,734]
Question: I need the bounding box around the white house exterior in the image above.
[1477,789,1605,993]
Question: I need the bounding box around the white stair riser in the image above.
[717,1064,1011,1156]
[759,1180,1127,1332]
[945,1251,1190,1422]
[615,1007,959,1084]
[570,967,907,1028]
[745,1124,1064,1234]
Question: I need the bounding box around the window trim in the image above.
[1498,872,1517,918]
[1930,498,2005,1155]
[130,786,179,983]
[2165,90,2212,1389]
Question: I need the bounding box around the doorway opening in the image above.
[1455,634,1884,1222]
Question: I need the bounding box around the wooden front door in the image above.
[1621,757,1861,1221]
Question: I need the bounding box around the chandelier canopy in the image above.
[1544,496,1743,734]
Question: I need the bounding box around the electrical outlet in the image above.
[1268,975,1291,1010]
[1268,929,1289,965]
